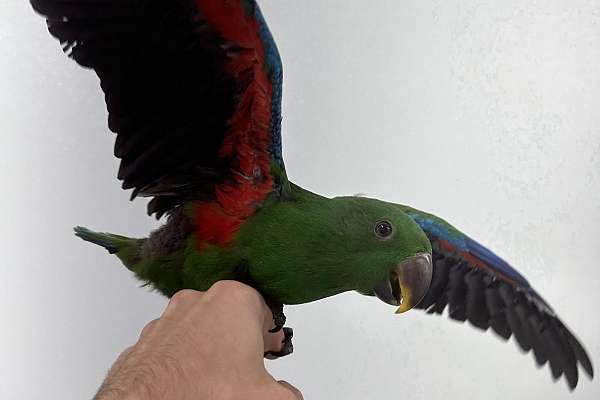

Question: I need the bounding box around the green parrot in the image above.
[31,0,593,389]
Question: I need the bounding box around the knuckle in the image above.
[172,289,200,301]
[209,280,260,302]
[169,289,201,307]
[139,318,159,338]
[210,279,246,293]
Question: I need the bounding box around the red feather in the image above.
[439,239,521,287]
[194,0,274,248]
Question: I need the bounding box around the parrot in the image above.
[30,0,593,390]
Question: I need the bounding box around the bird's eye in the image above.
[374,220,393,238]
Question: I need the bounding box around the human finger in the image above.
[263,327,286,353]
[138,318,160,340]
[161,289,204,319]
[264,327,294,359]
[205,280,266,314]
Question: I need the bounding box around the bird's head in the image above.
[327,196,433,313]
[242,191,433,311]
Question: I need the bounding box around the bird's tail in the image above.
[73,226,143,271]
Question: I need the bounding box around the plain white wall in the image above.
[1,1,599,399]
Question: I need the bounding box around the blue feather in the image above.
[406,210,530,287]
[464,236,530,287]
[254,3,285,170]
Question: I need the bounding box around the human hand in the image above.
[94,281,303,400]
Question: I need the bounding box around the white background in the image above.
[1,0,599,399]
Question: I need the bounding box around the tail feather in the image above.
[74,226,143,271]
[74,226,120,253]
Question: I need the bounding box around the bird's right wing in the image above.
[398,205,593,390]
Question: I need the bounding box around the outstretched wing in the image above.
[399,205,593,390]
[31,0,286,224]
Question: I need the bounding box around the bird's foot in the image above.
[265,298,286,333]
[262,297,292,358]
[264,327,294,359]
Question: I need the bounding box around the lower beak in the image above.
[373,253,433,313]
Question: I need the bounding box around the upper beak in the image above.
[373,253,433,313]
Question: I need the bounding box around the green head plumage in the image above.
[239,188,433,311]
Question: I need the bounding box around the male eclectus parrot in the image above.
[31,0,593,389]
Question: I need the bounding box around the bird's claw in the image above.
[265,299,286,333]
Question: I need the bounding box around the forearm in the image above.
[93,347,177,400]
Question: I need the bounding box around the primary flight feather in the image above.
[30,0,593,389]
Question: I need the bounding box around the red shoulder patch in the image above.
[194,0,274,248]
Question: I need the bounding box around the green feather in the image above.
[73,226,142,271]
[74,184,431,305]
[234,185,431,303]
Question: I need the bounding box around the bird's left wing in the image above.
[398,205,594,390]
[30,0,287,228]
